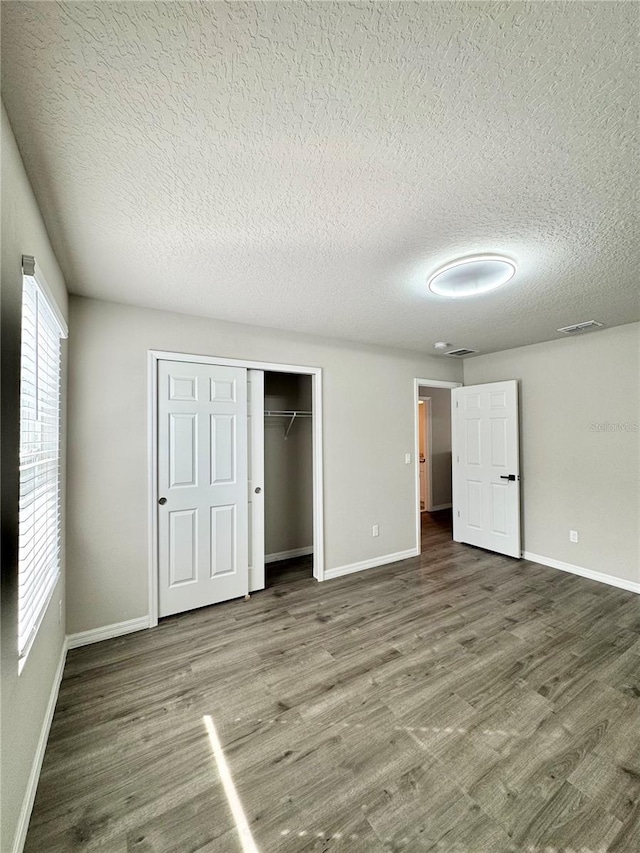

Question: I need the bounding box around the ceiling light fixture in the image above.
[428,254,517,299]
[433,341,451,350]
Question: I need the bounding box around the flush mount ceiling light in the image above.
[428,255,517,299]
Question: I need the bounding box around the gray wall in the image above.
[463,323,640,585]
[1,104,68,853]
[419,386,452,508]
[66,295,462,633]
[264,373,313,557]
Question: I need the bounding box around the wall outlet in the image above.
[372,524,379,537]
[569,530,579,543]
[405,452,411,464]
[58,600,63,625]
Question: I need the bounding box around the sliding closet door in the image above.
[248,369,265,591]
[157,360,250,616]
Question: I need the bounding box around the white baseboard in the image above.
[523,551,640,595]
[324,548,418,581]
[12,637,68,853]
[429,503,452,512]
[265,546,313,564]
[67,616,150,650]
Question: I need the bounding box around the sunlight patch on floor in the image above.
[203,714,260,853]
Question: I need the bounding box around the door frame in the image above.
[413,377,462,555]
[148,350,325,627]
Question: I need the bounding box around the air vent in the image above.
[444,348,478,357]
[557,320,603,335]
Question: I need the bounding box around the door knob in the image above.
[499,475,516,481]
[158,497,167,505]
[255,487,262,494]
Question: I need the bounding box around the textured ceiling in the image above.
[2,1,638,355]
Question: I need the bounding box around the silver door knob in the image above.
[255,487,262,494]
[158,497,167,505]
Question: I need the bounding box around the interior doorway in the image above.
[414,376,522,560]
[418,385,454,512]
[263,371,314,586]
[418,398,429,512]
[414,378,461,554]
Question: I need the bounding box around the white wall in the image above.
[264,373,313,557]
[1,104,69,853]
[66,296,462,633]
[463,323,640,586]
[419,386,452,508]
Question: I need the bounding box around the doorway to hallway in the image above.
[418,385,454,514]
[413,377,460,555]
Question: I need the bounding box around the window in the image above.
[18,255,67,665]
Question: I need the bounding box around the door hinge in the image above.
[457,511,460,518]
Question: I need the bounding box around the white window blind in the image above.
[18,256,67,663]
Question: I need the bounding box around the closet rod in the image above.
[263,410,312,416]
[264,410,312,439]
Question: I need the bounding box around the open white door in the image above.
[158,360,249,617]
[248,369,265,592]
[452,380,521,558]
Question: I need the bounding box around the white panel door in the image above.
[452,380,521,558]
[247,369,265,592]
[158,360,249,616]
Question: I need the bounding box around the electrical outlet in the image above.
[570,530,579,543]
[372,524,379,537]
[58,600,63,625]
[405,452,411,464]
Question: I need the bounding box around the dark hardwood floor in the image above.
[25,512,640,852]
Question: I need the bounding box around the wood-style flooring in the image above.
[25,512,640,852]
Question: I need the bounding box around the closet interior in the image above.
[263,372,314,583]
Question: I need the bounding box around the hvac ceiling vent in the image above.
[557,320,604,335]
[444,348,478,357]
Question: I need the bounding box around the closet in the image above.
[263,372,313,582]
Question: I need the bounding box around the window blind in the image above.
[18,257,67,662]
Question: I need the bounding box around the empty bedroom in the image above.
[1,3,638,853]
